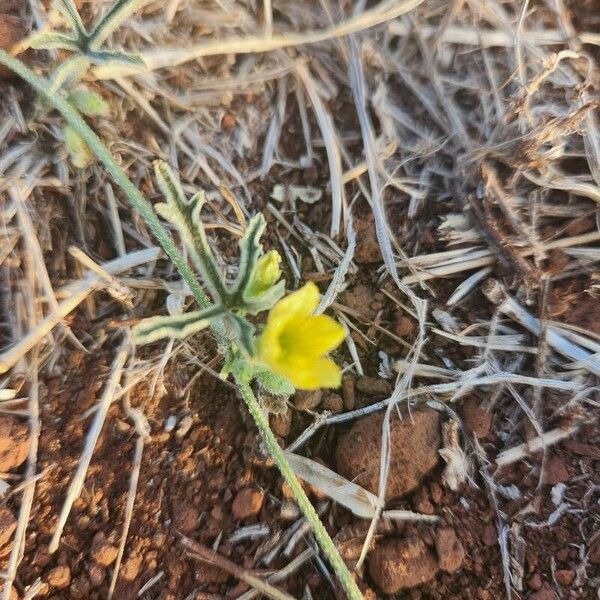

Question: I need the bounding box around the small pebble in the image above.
[232,487,264,520]
[176,415,193,439]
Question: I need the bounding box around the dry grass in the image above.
[1,0,599,597]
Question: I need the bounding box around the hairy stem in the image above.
[0,51,227,341]
[237,379,364,600]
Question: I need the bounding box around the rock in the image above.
[120,554,142,581]
[393,313,415,338]
[323,393,343,413]
[356,376,392,397]
[221,112,236,130]
[232,487,264,520]
[342,375,356,410]
[482,524,497,547]
[91,532,118,566]
[87,563,105,586]
[47,565,71,589]
[590,542,600,565]
[354,211,382,264]
[0,416,29,471]
[0,507,16,548]
[530,587,558,600]
[528,573,543,591]
[555,570,575,586]
[429,482,443,505]
[413,488,434,515]
[293,390,322,411]
[336,409,441,500]
[543,456,570,485]
[435,527,465,573]
[69,574,91,599]
[270,409,291,437]
[0,14,29,79]
[369,537,439,594]
[459,396,492,439]
[172,500,201,533]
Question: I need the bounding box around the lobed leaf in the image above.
[154,160,228,302]
[53,0,87,39]
[230,214,267,296]
[88,0,154,50]
[132,304,225,344]
[85,50,146,68]
[25,32,80,51]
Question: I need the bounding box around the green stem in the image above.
[0,50,210,311]
[1,50,229,344]
[237,379,364,600]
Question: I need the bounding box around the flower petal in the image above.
[285,357,342,390]
[267,282,319,324]
[281,315,345,357]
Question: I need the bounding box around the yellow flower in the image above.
[258,282,345,390]
[247,250,282,297]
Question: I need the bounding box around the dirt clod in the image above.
[336,409,441,500]
[543,456,570,485]
[0,416,29,471]
[232,487,264,520]
[0,506,16,548]
[369,537,439,594]
[530,586,558,600]
[172,500,201,533]
[293,389,322,411]
[482,524,497,547]
[323,393,343,413]
[354,211,382,264]
[91,532,118,566]
[459,396,492,439]
[393,313,415,338]
[435,527,465,573]
[47,565,71,589]
[356,376,392,397]
[342,375,356,410]
[221,112,237,130]
[270,409,291,437]
[340,284,379,319]
[555,569,575,586]
[0,14,29,79]
[529,573,543,590]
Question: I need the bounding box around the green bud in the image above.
[247,250,282,297]
[63,125,91,168]
[68,87,110,117]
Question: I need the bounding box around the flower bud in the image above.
[247,250,282,297]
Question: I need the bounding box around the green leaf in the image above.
[228,314,256,357]
[85,50,146,68]
[63,125,91,168]
[255,368,295,397]
[242,279,285,315]
[133,304,225,344]
[88,0,153,49]
[230,214,267,296]
[53,0,88,39]
[68,87,109,117]
[153,160,228,302]
[25,32,80,51]
[48,54,90,93]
